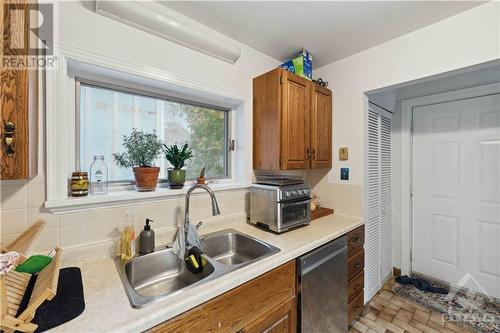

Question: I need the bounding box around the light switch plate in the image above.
[339,147,349,161]
[340,168,349,180]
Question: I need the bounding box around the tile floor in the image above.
[349,280,474,333]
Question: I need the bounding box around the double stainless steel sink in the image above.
[115,229,280,308]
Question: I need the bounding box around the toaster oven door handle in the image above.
[280,198,311,207]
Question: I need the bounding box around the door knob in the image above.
[4,122,15,157]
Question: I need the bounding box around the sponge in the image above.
[15,255,52,274]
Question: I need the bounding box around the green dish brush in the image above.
[15,255,52,274]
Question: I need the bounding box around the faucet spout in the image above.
[185,184,221,225]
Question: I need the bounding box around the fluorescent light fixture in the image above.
[94,1,241,64]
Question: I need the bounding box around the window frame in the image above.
[75,78,232,188]
[45,47,252,213]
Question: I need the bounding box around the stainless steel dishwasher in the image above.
[297,236,347,333]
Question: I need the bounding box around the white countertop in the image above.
[48,214,363,333]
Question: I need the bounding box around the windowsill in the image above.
[45,182,251,214]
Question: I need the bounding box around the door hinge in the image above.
[279,156,282,165]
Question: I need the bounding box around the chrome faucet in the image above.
[184,184,220,248]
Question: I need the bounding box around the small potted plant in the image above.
[164,143,193,189]
[113,129,163,192]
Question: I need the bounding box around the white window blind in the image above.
[365,102,392,302]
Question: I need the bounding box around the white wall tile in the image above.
[60,211,87,226]
[87,220,121,243]
[28,208,60,229]
[26,183,45,208]
[34,228,59,252]
[0,184,26,210]
[60,224,87,248]
[1,209,27,234]
[1,232,21,247]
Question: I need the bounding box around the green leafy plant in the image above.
[164,143,194,170]
[113,129,163,168]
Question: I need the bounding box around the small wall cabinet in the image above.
[0,0,38,180]
[253,68,332,170]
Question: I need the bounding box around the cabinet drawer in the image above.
[347,226,364,258]
[348,270,364,303]
[149,261,296,333]
[347,250,364,280]
[348,291,364,323]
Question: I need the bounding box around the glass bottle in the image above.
[90,155,108,195]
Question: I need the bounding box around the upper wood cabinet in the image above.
[253,68,332,170]
[310,84,332,169]
[0,0,38,180]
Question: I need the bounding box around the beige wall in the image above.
[312,2,500,264]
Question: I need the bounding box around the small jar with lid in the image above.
[71,172,89,197]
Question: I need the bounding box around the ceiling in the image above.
[161,1,484,68]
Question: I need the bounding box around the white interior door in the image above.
[412,93,500,299]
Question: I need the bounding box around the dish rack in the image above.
[0,221,63,333]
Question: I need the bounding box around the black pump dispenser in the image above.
[139,219,155,254]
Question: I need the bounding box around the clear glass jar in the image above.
[90,155,108,195]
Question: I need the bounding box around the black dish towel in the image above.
[15,267,85,333]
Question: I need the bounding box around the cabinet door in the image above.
[244,297,296,333]
[0,0,38,179]
[310,84,332,169]
[280,71,310,170]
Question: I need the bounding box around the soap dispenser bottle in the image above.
[139,219,155,254]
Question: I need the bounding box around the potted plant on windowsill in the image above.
[113,129,164,192]
[164,143,193,189]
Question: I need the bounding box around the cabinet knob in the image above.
[312,149,316,160]
[306,148,311,160]
[4,122,15,157]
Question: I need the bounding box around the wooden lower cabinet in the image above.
[347,226,365,325]
[148,261,296,333]
[244,297,296,333]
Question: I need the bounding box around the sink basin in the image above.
[124,249,214,298]
[202,230,278,266]
[115,228,280,308]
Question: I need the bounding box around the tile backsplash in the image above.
[1,171,363,259]
[0,174,249,254]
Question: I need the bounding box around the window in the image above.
[78,82,229,183]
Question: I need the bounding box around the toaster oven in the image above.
[250,183,311,233]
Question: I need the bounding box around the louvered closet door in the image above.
[366,103,392,302]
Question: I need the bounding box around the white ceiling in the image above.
[161,1,484,68]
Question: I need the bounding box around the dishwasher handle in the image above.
[298,236,347,276]
[301,247,346,275]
